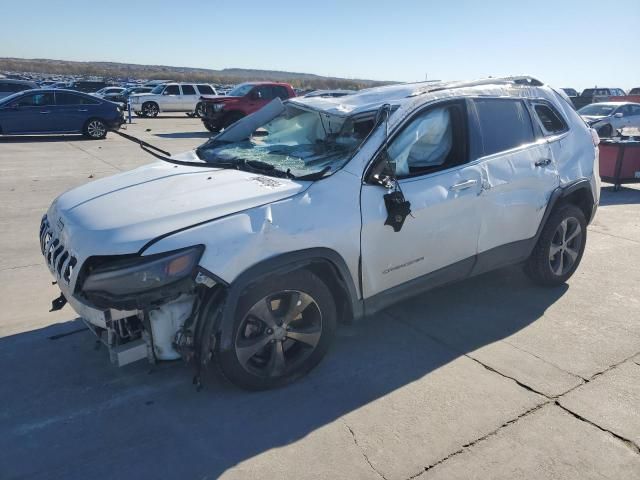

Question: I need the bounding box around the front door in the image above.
[2,92,56,133]
[360,100,482,301]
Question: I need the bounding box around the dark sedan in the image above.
[0,89,124,139]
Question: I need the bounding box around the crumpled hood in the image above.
[48,153,308,256]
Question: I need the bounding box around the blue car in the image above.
[0,89,124,139]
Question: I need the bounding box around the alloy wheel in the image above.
[143,103,158,117]
[234,290,322,378]
[87,120,106,138]
[549,217,583,276]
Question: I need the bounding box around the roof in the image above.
[288,76,546,117]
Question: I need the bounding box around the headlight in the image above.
[82,246,203,296]
[213,103,224,112]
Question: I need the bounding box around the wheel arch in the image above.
[211,248,362,353]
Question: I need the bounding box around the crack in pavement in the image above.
[406,403,550,479]
[0,263,41,272]
[501,339,588,382]
[589,227,640,245]
[66,142,123,172]
[343,422,388,480]
[555,402,640,454]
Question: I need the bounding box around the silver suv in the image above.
[40,76,600,390]
[129,82,217,117]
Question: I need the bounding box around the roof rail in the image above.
[408,75,544,97]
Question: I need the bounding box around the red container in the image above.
[598,139,640,190]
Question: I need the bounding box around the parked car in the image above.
[560,88,578,98]
[129,83,217,117]
[39,76,600,389]
[93,86,126,98]
[629,88,640,95]
[0,89,124,139]
[572,87,626,110]
[105,86,153,105]
[68,80,111,93]
[578,102,640,137]
[0,79,38,99]
[199,82,296,132]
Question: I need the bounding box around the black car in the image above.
[68,80,110,93]
[105,86,153,104]
[0,89,124,139]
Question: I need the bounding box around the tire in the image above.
[597,124,613,138]
[525,203,587,287]
[217,270,336,390]
[222,111,245,129]
[194,102,205,118]
[142,102,159,117]
[83,118,108,139]
[203,120,220,133]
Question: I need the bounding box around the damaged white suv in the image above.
[40,76,600,389]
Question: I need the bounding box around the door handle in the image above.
[449,179,478,191]
[535,158,552,167]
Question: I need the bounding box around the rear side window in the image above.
[533,103,568,135]
[181,85,196,95]
[273,86,290,99]
[254,86,274,100]
[473,99,535,157]
[56,92,100,105]
[196,84,214,94]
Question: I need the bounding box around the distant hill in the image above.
[0,57,391,90]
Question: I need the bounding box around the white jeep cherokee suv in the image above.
[129,82,217,117]
[40,76,600,390]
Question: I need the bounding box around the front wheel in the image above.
[217,270,336,390]
[525,204,587,286]
[203,120,219,133]
[83,118,107,139]
[194,102,205,117]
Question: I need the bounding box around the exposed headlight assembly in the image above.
[82,246,204,296]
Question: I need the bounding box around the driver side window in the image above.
[386,101,467,178]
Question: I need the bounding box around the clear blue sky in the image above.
[1,0,639,90]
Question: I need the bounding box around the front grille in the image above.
[40,216,77,285]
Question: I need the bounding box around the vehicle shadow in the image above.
[0,134,86,143]
[0,265,566,479]
[599,185,640,206]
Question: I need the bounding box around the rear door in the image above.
[471,98,559,262]
[2,92,56,133]
[180,84,199,110]
[54,92,101,132]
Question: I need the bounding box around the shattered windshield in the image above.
[195,104,375,179]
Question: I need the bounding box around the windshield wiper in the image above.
[295,166,332,181]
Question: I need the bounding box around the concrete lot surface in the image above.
[1,116,639,479]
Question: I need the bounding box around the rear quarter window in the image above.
[533,103,568,135]
[472,99,535,157]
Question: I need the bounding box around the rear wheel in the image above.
[525,204,587,286]
[142,102,159,117]
[217,270,336,390]
[83,118,107,139]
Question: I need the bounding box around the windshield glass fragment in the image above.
[196,104,375,178]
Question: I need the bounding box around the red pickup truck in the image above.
[199,82,296,132]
